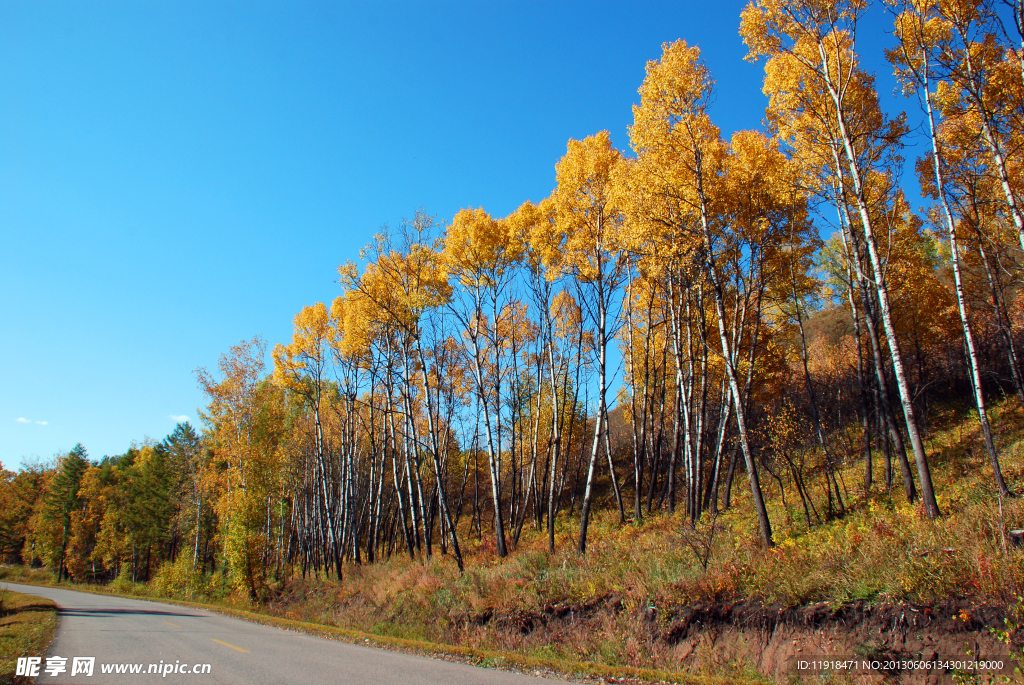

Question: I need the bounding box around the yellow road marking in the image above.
[210,638,249,653]
[164,621,180,628]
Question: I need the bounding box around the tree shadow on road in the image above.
[57,607,207,618]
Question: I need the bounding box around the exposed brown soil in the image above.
[449,595,1019,683]
[657,599,1015,683]
[268,575,1022,684]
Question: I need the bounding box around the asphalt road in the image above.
[2,582,574,685]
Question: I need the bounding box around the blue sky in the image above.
[0,1,918,470]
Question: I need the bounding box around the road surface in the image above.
[2,582,573,685]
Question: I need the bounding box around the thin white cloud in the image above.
[169,414,190,423]
[35,421,47,426]
[16,417,30,423]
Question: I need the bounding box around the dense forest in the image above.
[3,0,1023,606]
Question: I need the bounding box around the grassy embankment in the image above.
[0,590,58,685]
[3,401,1024,683]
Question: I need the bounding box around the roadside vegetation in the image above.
[0,590,58,685]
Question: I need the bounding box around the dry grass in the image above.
[242,400,1024,673]
[0,590,58,685]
